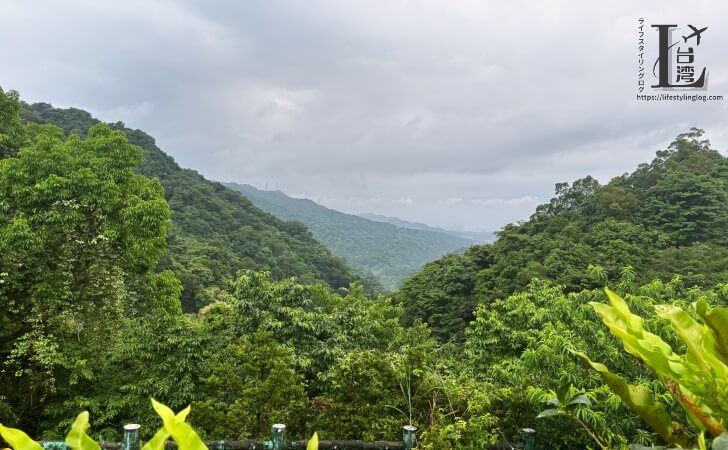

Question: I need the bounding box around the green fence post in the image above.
[402,425,417,450]
[123,424,141,450]
[271,423,286,450]
[521,428,536,450]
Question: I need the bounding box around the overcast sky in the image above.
[2,1,728,232]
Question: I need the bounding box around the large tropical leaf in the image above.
[591,289,687,383]
[65,412,100,450]
[142,406,191,450]
[655,304,727,437]
[151,399,206,450]
[694,301,728,366]
[656,304,728,377]
[0,424,43,450]
[574,351,690,448]
[306,432,319,450]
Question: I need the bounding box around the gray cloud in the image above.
[2,0,728,231]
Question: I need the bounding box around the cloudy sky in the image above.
[2,1,728,232]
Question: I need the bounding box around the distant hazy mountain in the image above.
[223,183,474,290]
[358,213,496,243]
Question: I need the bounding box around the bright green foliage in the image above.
[0,424,43,450]
[192,271,435,440]
[464,277,728,448]
[151,400,206,450]
[2,401,210,450]
[311,350,405,440]
[43,314,209,439]
[580,289,728,446]
[414,376,499,450]
[141,407,190,450]
[307,432,318,450]
[65,412,100,450]
[226,271,413,381]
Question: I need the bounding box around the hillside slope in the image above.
[223,182,473,290]
[358,212,495,243]
[21,102,376,310]
[397,129,728,341]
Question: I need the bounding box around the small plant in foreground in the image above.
[0,399,319,450]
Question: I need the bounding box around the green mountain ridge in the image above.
[397,128,728,341]
[20,102,376,310]
[222,182,473,290]
[357,212,496,243]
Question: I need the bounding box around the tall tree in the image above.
[0,89,172,430]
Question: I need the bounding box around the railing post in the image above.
[521,428,536,450]
[402,425,417,450]
[40,442,70,450]
[271,423,286,450]
[123,424,141,450]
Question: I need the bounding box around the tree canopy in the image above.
[397,129,728,341]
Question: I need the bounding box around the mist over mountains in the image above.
[223,182,477,290]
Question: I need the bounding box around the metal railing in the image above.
[38,424,541,450]
[40,424,416,450]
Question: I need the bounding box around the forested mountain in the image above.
[4,87,728,449]
[358,212,496,243]
[398,129,728,341]
[223,182,473,290]
[20,102,376,310]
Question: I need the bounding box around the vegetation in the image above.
[21,102,378,311]
[3,86,728,449]
[224,182,474,290]
[576,289,728,447]
[397,129,728,341]
[357,212,495,243]
[1,399,322,450]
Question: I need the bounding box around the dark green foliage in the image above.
[464,275,728,448]
[396,251,481,341]
[20,102,376,311]
[0,104,173,434]
[398,129,728,342]
[5,87,728,450]
[0,89,26,158]
[223,183,473,290]
[192,331,308,440]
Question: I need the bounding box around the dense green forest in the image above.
[18,102,379,311]
[397,130,728,341]
[2,86,728,449]
[223,182,474,290]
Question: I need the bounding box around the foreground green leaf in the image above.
[65,412,100,450]
[151,399,206,450]
[536,408,560,419]
[306,432,319,450]
[0,424,43,450]
[574,351,689,448]
[142,407,191,450]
